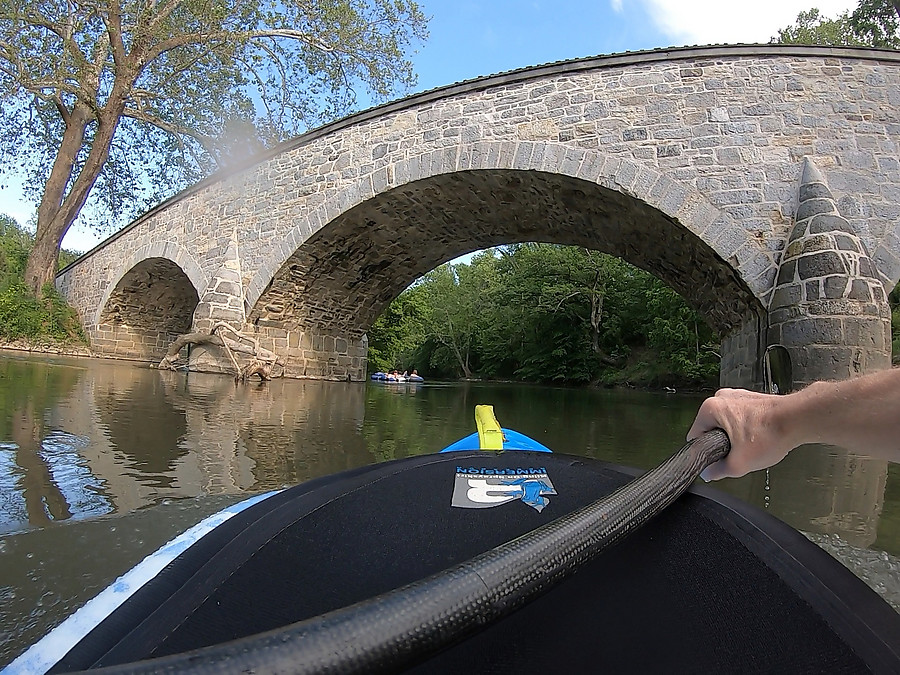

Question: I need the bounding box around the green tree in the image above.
[415,258,496,379]
[0,213,31,278]
[489,244,628,383]
[850,0,900,46]
[641,281,719,382]
[366,290,427,373]
[772,8,864,45]
[0,0,428,295]
[368,244,722,387]
[773,1,900,46]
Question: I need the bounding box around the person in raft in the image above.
[689,368,900,481]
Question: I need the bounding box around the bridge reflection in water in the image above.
[0,353,898,666]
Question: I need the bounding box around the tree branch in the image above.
[122,106,219,158]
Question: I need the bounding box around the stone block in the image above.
[798,345,857,381]
[807,213,850,235]
[858,257,879,280]
[823,275,849,299]
[657,145,681,158]
[804,280,821,301]
[769,305,805,324]
[785,316,845,345]
[842,317,889,351]
[770,284,801,309]
[797,251,848,279]
[847,279,874,302]
[796,198,839,221]
[775,259,797,286]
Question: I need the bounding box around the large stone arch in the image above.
[91,243,204,361]
[246,142,768,314]
[244,142,768,383]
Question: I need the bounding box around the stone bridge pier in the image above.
[768,160,891,388]
[186,237,369,380]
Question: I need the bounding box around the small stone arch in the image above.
[95,241,206,326]
[92,243,204,361]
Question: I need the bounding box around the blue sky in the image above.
[1,0,859,251]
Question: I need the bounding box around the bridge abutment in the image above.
[245,326,368,381]
[720,312,766,390]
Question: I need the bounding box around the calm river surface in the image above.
[2,352,899,666]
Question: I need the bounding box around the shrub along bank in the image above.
[0,214,86,345]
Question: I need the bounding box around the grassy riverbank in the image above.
[0,215,87,347]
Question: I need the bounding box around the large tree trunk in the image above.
[23,105,92,295]
[24,226,65,294]
[24,96,124,296]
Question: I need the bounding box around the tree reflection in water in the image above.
[0,358,110,530]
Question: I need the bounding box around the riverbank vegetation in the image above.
[0,215,85,343]
[367,245,722,389]
[369,245,900,387]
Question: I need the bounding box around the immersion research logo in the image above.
[452,466,557,512]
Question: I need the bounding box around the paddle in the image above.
[89,430,730,675]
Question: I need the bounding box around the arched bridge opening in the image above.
[247,169,765,382]
[95,258,200,361]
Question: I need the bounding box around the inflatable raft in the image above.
[6,407,900,674]
[370,372,424,383]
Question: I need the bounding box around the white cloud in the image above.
[610,0,624,12]
[638,0,859,45]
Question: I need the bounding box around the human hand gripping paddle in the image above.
[84,430,731,675]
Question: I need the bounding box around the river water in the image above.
[1,352,899,666]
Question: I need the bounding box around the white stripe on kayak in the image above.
[4,490,281,675]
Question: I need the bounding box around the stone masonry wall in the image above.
[719,310,766,388]
[54,46,900,384]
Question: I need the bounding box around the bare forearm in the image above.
[778,368,900,461]
[689,368,900,480]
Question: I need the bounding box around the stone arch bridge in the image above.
[56,44,900,388]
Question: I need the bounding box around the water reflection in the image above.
[0,359,110,530]
[0,354,898,666]
[0,355,896,556]
[715,444,889,550]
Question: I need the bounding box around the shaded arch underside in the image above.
[99,258,199,336]
[249,170,763,337]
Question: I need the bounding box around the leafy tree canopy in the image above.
[0,0,428,292]
[0,213,85,341]
[773,0,900,47]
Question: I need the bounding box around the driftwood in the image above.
[158,322,284,381]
